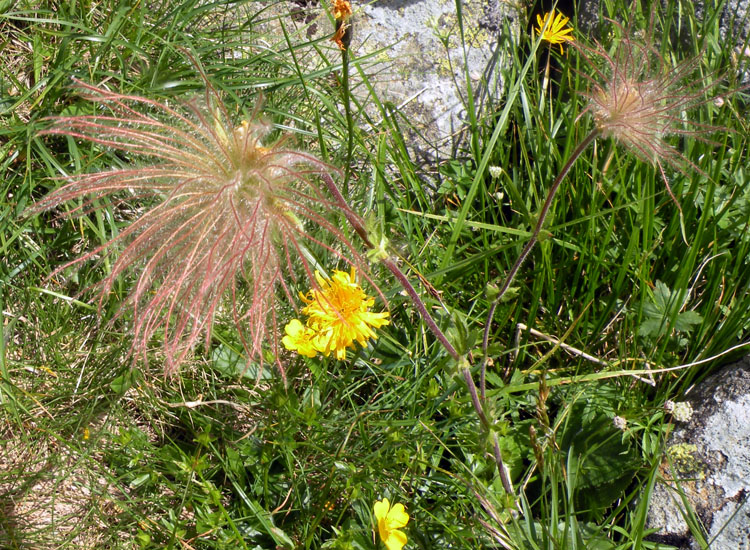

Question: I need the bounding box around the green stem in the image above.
[341,46,353,195]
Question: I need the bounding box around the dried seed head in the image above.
[575,14,735,206]
[31,78,368,378]
[612,415,628,431]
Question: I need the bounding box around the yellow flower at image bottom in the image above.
[374,498,409,550]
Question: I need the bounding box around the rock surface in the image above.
[646,357,750,550]
[353,0,519,159]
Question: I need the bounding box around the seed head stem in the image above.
[320,176,459,360]
[341,50,354,196]
[381,257,460,361]
[320,172,370,245]
[481,128,600,385]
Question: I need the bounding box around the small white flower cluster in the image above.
[612,415,627,431]
[664,400,694,423]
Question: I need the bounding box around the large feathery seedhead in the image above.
[32,78,367,377]
[575,15,733,205]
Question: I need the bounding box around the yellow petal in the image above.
[553,12,569,30]
[312,329,332,353]
[334,345,348,360]
[282,319,319,357]
[383,529,407,550]
[284,319,305,337]
[386,503,409,529]
[374,498,390,521]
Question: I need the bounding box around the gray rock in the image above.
[265,0,521,163]
[646,357,750,550]
[354,0,520,160]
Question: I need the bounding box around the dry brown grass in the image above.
[0,426,128,549]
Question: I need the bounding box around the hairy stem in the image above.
[481,129,600,387]
[493,432,515,499]
[462,366,488,427]
[381,258,460,361]
[320,172,370,245]
[320,173,459,361]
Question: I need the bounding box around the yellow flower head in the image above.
[374,498,409,550]
[283,268,389,360]
[302,268,390,360]
[329,0,353,50]
[535,9,575,53]
[331,0,352,21]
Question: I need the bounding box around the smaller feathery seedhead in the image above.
[576,14,735,206]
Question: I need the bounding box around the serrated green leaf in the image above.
[674,310,703,332]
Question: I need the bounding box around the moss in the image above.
[375,51,392,64]
[666,443,705,478]
[435,56,453,78]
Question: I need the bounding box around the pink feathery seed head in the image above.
[30,77,370,378]
[573,13,738,207]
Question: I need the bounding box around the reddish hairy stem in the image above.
[462,366,489,427]
[319,173,459,361]
[380,257,460,361]
[493,432,516,501]
[481,129,600,389]
[319,172,371,246]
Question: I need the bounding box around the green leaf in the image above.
[561,404,640,513]
[129,473,150,489]
[110,370,134,394]
[212,343,271,380]
[637,280,703,339]
[674,310,703,332]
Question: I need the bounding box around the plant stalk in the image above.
[341,43,354,195]
[380,258,460,361]
[481,128,600,386]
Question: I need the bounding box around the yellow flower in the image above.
[281,319,319,358]
[374,498,409,550]
[282,268,389,360]
[535,10,575,53]
[329,0,352,50]
[301,268,390,360]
